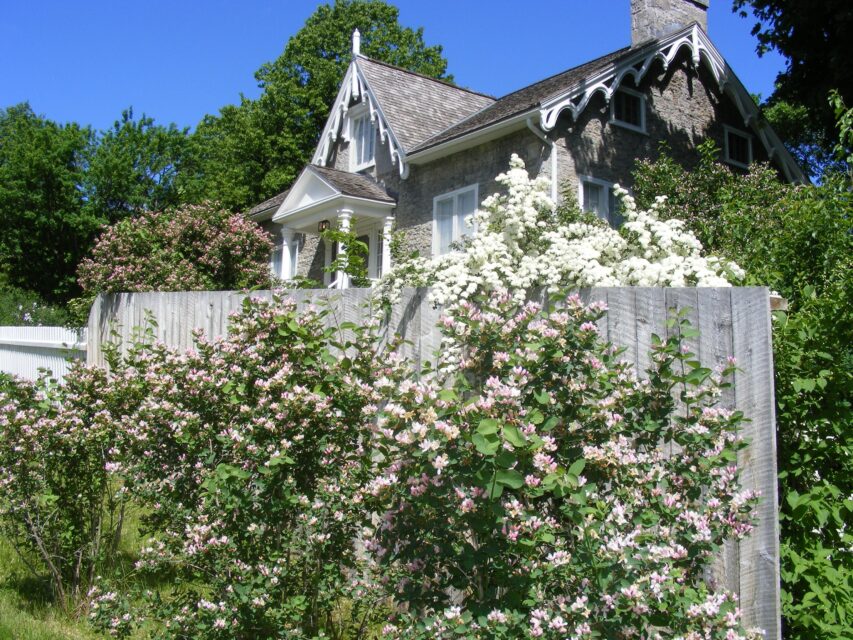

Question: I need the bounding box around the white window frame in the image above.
[723,125,753,169]
[270,243,283,280]
[432,184,478,257]
[609,87,647,134]
[348,104,376,172]
[287,234,300,280]
[578,175,618,225]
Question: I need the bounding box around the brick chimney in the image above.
[631,0,709,46]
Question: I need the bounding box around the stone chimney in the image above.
[631,0,709,46]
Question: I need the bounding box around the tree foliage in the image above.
[83,108,191,224]
[183,0,451,212]
[0,104,93,303]
[733,0,853,172]
[633,146,853,639]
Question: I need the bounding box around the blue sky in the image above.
[0,1,784,132]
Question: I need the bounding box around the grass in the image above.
[0,536,100,640]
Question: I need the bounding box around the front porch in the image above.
[268,164,396,289]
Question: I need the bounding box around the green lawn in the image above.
[0,505,163,640]
[0,537,99,640]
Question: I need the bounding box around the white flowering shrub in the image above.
[366,290,761,639]
[376,155,743,308]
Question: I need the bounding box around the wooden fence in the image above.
[87,287,781,639]
[0,326,86,382]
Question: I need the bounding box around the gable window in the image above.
[724,125,752,168]
[578,176,620,227]
[610,87,646,133]
[350,110,376,171]
[433,185,478,256]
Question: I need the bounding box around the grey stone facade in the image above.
[632,0,709,45]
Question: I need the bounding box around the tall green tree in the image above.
[0,103,93,302]
[733,0,853,175]
[83,108,191,223]
[183,0,451,212]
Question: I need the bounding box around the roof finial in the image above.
[352,29,361,56]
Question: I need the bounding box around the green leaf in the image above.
[567,459,586,477]
[472,432,500,456]
[502,425,526,447]
[534,391,551,405]
[495,469,524,489]
[477,418,499,435]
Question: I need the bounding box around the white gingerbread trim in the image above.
[311,57,410,179]
[538,25,806,183]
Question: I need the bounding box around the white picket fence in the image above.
[0,326,87,382]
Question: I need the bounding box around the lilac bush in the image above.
[94,295,399,638]
[0,367,132,611]
[365,291,761,639]
[72,201,272,322]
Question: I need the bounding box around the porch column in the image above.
[336,209,352,289]
[381,215,394,277]
[279,227,295,280]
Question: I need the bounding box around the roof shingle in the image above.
[356,56,495,151]
[308,165,395,203]
[410,47,631,154]
[246,189,290,217]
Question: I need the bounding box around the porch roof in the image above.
[271,165,395,233]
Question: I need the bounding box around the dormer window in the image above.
[724,125,752,168]
[350,107,376,171]
[610,87,646,133]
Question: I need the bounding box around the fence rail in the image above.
[86,286,781,639]
[0,326,87,381]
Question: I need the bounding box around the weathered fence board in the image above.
[0,326,86,382]
[87,287,780,639]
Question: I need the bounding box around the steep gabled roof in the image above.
[411,47,630,154]
[356,57,495,150]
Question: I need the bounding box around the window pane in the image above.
[456,189,476,238]
[270,244,283,279]
[375,231,384,278]
[727,130,749,165]
[355,115,375,167]
[436,198,454,254]
[614,91,642,127]
[583,182,602,216]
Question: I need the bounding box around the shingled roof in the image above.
[356,56,495,151]
[410,46,631,154]
[307,164,395,203]
[246,189,290,217]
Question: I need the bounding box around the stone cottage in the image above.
[247,0,805,288]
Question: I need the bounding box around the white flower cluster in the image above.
[377,155,743,307]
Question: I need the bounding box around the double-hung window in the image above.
[723,125,752,168]
[578,175,619,227]
[350,109,376,171]
[433,185,478,256]
[610,87,646,133]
